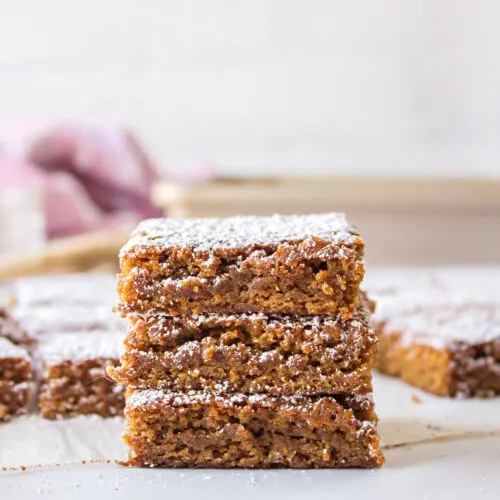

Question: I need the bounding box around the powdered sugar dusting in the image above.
[37,331,125,366]
[0,337,30,360]
[127,389,372,410]
[13,305,126,336]
[378,297,500,347]
[0,307,31,344]
[121,213,358,254]
[140,305,372,331]
[13,273,117,307]
[373,287,477,322]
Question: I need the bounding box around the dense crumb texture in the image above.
[124,390,384,468]
[374,300,500,397]
[117,214,365,317]
[39,359,125,419]
[0,338,32,421]
[37,332,125,419]
[109,305,377,395]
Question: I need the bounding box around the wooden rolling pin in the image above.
[0,228,132,280]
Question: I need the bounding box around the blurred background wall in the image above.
[0,0,499,178]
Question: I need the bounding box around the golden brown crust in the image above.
[374,326,452,396]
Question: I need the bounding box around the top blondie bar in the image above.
[117,213,365,316]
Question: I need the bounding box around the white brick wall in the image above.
[0,0,499,177]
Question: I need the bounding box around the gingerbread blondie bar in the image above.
[124,389,384,468]
[0,338,32,421]
[374,298,500,397]
[37,331,125,418]
[117,214,365,317]
[109,302,377,395]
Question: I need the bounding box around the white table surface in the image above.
[1,434,499,500]
[2,373,500,500]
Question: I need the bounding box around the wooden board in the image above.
[0,229,131,280]
[152,177,500,265]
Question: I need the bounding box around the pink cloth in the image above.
[0,126,161,237]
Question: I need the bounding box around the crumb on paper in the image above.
[411,394,422,404]
[426,424,444,432]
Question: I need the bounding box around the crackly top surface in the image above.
[126,388,373,411]
[121,213,359,254]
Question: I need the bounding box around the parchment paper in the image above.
[2,374,499,469]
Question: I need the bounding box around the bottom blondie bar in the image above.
[124,389,384,468]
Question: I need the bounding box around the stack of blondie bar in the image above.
[110,213,384,468]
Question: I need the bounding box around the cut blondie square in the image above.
[37,331,125,419]
[374,297,500,398]
[124,389,384,468]
[109,301,377,395]
[117,214,365,317]
[0,338,32,421]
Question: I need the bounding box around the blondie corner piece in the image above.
[37,331,125,418]
[0,306,32,345]
[109,301,377,395]
[117,213,365,317]
[374,299,500,397]
[124,390,384,469]
[0,338,32,421]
